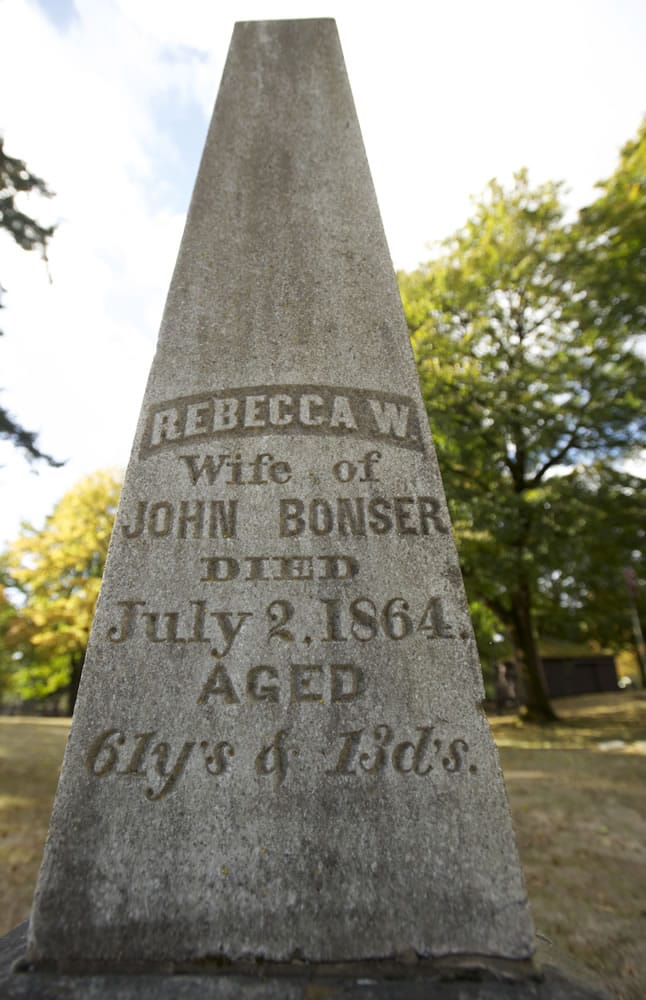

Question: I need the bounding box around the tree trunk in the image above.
[509,581,557,722]
[66,653,85,716]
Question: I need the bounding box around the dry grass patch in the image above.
[0,718,69,935]
[492,692,646,1000]
[1,693,645,999]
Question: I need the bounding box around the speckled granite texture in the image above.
[26,19,534,971]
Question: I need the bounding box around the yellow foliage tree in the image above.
[3,469,121,713]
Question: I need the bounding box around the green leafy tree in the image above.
[399,166,646,721]
[574,117,646,335]
[537,469,645,639]
[2,470,121,713]
[534,466,646,683]
[0,136,60,464]
[0,583,24,701]
[537,121,646,680]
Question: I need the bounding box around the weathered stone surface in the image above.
[26,19,534,968]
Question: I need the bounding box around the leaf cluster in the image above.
[399,137,646,663]
[0,136,54,257]
[0,136,59,464]
[574,119,646,334]
[1,470,122,703]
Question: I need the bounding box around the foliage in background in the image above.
[0,136,60,465]
[1,470,122,713]
[575,117,646,336]
[534,467,645,652]
[399,122,646,720]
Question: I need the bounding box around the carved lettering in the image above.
[319,595,456,643]
[267,600,295,642]
[391,727,436,775]
[121,499,238,539]
[268,394,292,426]
[178,501,205,538]
[179,452,292,487]
[337,498,366,536]
[417,597,455,638]
[255,729,290,786]
[300,394,325,426]
[109,595,459,653]
[328,725,474,778]
[200,554,359,583]
[87,729,126,776]
[184,400,211,436]
[359,724,393,774]
[213,397,238,430]
[142,611,182,643]
[329,395,357,429]
[146,740,196,800]
[85,729,236,799]
[106,601,251,657]
[107,601,146,643]
[197,662,365,706]
[120,731,157,775]
[198,664,240,705]
[141,385,425,456]
[200,558,240,583]
[442,738,471,773]
[247,666,280,703]
[367,399,409,439]
[279,496,448,538]
[330,664,365,702]
[150,408,181,446]
[332,450,381,483]
[328,729,362,775]
[200,740,235,775]
[290,664,323,703]
[210,612,253,658]
[84,723,476,797]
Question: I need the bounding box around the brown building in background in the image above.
[541,655,618,698]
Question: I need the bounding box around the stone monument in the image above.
[0,18,610,999]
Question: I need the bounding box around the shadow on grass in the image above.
[490,692,646,751]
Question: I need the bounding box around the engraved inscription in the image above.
[85,722,476,799]
[328,725,476,777]
[140,385,425,457]
[179,452,292,486]
[107,600,251,658]
[319,596,455,642]
[99,389,469,811]
[197,662,365,706]
[199,554,359,583]
[106,594,459,655]
[86,729,234,801]
[278,496,448,537]
[331,450,381,483]
[255,729,291,787]
[121,499,238,539]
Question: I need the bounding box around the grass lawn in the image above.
[492,692,646,1000]
[0,717,70,935]
[1,692,645,998]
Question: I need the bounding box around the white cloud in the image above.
[0,0,196,541]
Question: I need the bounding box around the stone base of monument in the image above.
[0,922,610,999]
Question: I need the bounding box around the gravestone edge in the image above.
[0,922,611,999]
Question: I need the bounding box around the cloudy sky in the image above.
[1,0,645,545]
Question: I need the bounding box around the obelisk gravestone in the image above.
[27,19,534,970]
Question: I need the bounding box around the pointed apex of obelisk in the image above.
[27,18,533,970]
